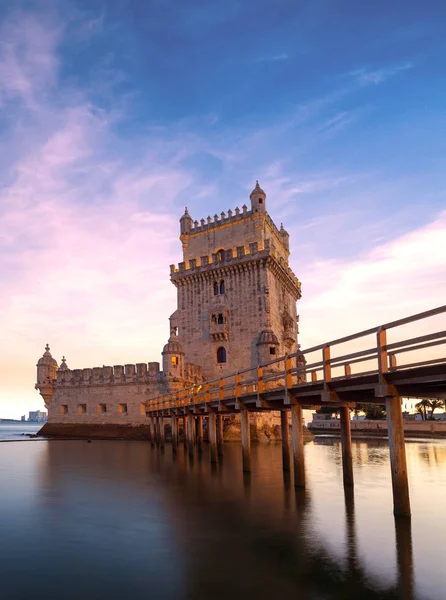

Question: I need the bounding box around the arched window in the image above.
[219,280,225,294]
[217,313,224,325]
[213,282,219,296]
[171,356,178,366]
[211,314,217,324]
[217,347,227,363]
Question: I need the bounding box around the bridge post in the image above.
[149,416,155,447]
[281,410,291,472]
[216,415,224,456]
[339,406,354,487]
[159,417,165,449]
[182,416,187,449]
[386,395,411,517]
[187,413,195,456]
[171,416,178,453]
[240,408,251,472]
[154,416,160,446]
[196,415,203,450]
[208,413,218,463]
[291,404,305,487]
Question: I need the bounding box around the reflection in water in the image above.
[0,438,444,599]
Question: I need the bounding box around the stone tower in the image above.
[169,183,302,380]
[35,344,58,409]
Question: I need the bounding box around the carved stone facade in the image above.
[35,183,302,434]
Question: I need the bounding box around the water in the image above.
[0,437,445,600]
[0,422,42,441]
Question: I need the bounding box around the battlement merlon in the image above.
[170,239,302,300]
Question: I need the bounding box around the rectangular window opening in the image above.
[98,403,107,415]
[269,347,276,355]
[60,404,68,415]
[78,404,87,415]
[118,403,128,415]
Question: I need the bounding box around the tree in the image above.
[428,399,443,419]
[415,399,430,421]
[315,406,340,418]
[363,403,386,420]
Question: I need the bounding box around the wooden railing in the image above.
[146,305,446,413]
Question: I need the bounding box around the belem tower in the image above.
[36,182,302,439]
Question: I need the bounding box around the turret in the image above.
[256,328,280,368]
[250,181,266,213]
[35,344,58,409]
[162,330,185,383]
[279,223,290,252]
[180,207,193,235]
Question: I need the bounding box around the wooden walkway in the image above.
[146,305,446,517]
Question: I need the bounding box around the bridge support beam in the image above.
[187,413,195,456]
[281,410,291,472]
[154,416,160,446]
[196,415,203,450]
[159,417,165,449]
[386,395,411,517]
[149,416,155,447]
[339,406,354,487]
[171,416,178,453]
[291,404,305,487]
[208,413,218,463]
[216,415,224,456]
[240,408,251,472]
[182,416,187,449]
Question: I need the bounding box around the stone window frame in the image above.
[217,346,227,363]
[60,404,68,415]
[118,403,128,415]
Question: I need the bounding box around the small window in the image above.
[217,346,227,363]
[259,198,263,204]
[98,403,107,414]
[213,282,219,295]
[219,280,225,294]
[211,314,217,324]
[60,404,68,415]
[78,404,87,415]
[269,347,276,355]
[217,313,224,325]
[172,356,178,366]
[140,402,146,416]
[217,249,224,261]
[118,403,128,415]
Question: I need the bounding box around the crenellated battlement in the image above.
[170,238,301,293]
[54,361,202,389]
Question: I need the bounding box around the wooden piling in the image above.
[182,416,187,448]
[339,406,354,487]
[155,416,160,446]
[196,415,203,449]
[171,416,178,453]
[187,413,195,456]
[216,415,224,456]
[208,413,218,463]
[291,404,305,487]
[240,408,251,472]
[159,416,165,449]
[386,396,411,517]
[281,410,291,472]
[149,416,155,447]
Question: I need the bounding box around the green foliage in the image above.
[363,403,386,420]
[315,406,340,417]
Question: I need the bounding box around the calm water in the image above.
[0,423,42,440]
[0,437,445,600]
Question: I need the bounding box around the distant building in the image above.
[21,415,26,422]
[28,410,47,423]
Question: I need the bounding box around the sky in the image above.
[1,0,445,419]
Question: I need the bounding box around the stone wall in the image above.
[308,419,446,437]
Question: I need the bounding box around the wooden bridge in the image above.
[146,305,446,517]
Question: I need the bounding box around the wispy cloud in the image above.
[257,52,289,62]
[351,62,413,85]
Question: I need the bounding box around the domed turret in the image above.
[36,344,58,409]
[279,223,290,252]
[162,333,185,381]
[250,181,266,213]
[256,328,280,366]
[58,356,69,371]
[180,207,193,236]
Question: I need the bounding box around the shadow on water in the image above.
[0,439,424,600]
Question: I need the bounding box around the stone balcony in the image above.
[210,322,229,342]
